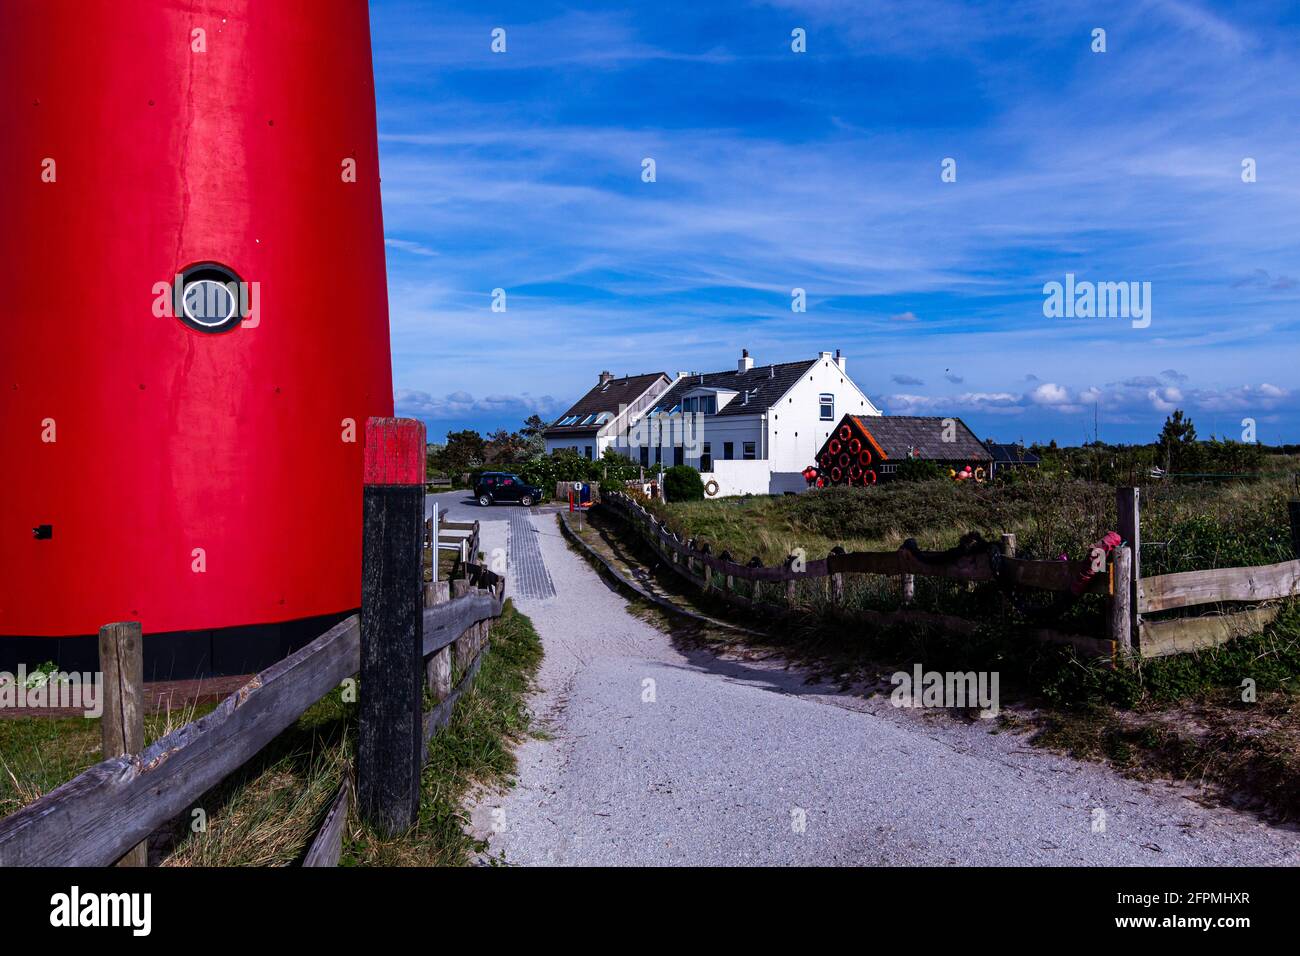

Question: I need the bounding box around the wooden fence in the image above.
[0,418,504,867]
[600,487,1300,662]
[429,511,480,571]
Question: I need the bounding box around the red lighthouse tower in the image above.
[0,1,395,674]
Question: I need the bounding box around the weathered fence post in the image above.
[98,621,147,867]
[1116,487,1141,649]
[451,578,476,673]
[1108,545,1133,660]
[358,417,427,836]
[998,534,1016,616]
[424,580,452,701]
[1289,499,1300,558]
[829,546,845,605]
[427,501,439,583]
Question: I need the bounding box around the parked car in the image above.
[474,472,543,507]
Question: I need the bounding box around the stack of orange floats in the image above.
[808,423,876,487]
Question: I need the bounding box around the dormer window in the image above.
[682,395,717,415]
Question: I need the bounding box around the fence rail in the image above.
[0,417,505,867]
[601,486,1300,662]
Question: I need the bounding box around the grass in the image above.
[649,456,1300,575]
[1,601,544,866]
[0,698,215,820]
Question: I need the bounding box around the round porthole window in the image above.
[174,263,244,333]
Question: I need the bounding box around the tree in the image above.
[1158,410,1197,472]
[483,428,529,464]
[520,414,547,456]
[438,429,486,476]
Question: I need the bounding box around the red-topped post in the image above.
[358,417,427,834]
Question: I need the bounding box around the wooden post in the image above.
[998,534,1016,616]
[1289,500,1300,558]
[451,578,475,673]
[98,622,147,867]
[428,502,439,583]
[829,547,845,605]
[1108,545,1133,659]
[424,581,452,701]
[1116,487,1141,648]
[358,417,427,836]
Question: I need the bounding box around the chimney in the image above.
[598,370,614,385]
[835,348,846,372]
[738,348,753,373]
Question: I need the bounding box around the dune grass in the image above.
[650,458,1300,575]
[0,698,214,820]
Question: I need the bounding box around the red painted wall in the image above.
[0,1,395,636]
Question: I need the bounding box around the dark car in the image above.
[474,472,543,508]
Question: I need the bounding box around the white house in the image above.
[542,371,672,460]
[547,350,881,497]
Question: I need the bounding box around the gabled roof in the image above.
[849,415,990,461]
[544,372,668,437]
[985,442,1041,464]
[650,360,817,418]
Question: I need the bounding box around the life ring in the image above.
[864,469,877,485]
[974,467,986,482]
[849,463,863,480]
[838,425,851,441]
[838,452,851,468]
[830,466,843,483]
[828,438,841,455]
[704,479,720,497]
[848,437,862,455]
[858,449,872,466]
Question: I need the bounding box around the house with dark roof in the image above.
[812,414,992,485]
[984,441,1041,475]
[542,370,672,460]
[602,349,881,496]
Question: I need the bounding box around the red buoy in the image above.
[0,3,394,650]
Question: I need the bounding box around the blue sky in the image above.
[370,0,1300,447]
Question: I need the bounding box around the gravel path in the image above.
[468,512,1300,866]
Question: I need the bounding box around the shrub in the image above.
[894,458,945,482]
[663,465,705,502]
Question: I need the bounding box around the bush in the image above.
[663,465,705,502]
[894,458,945,482]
